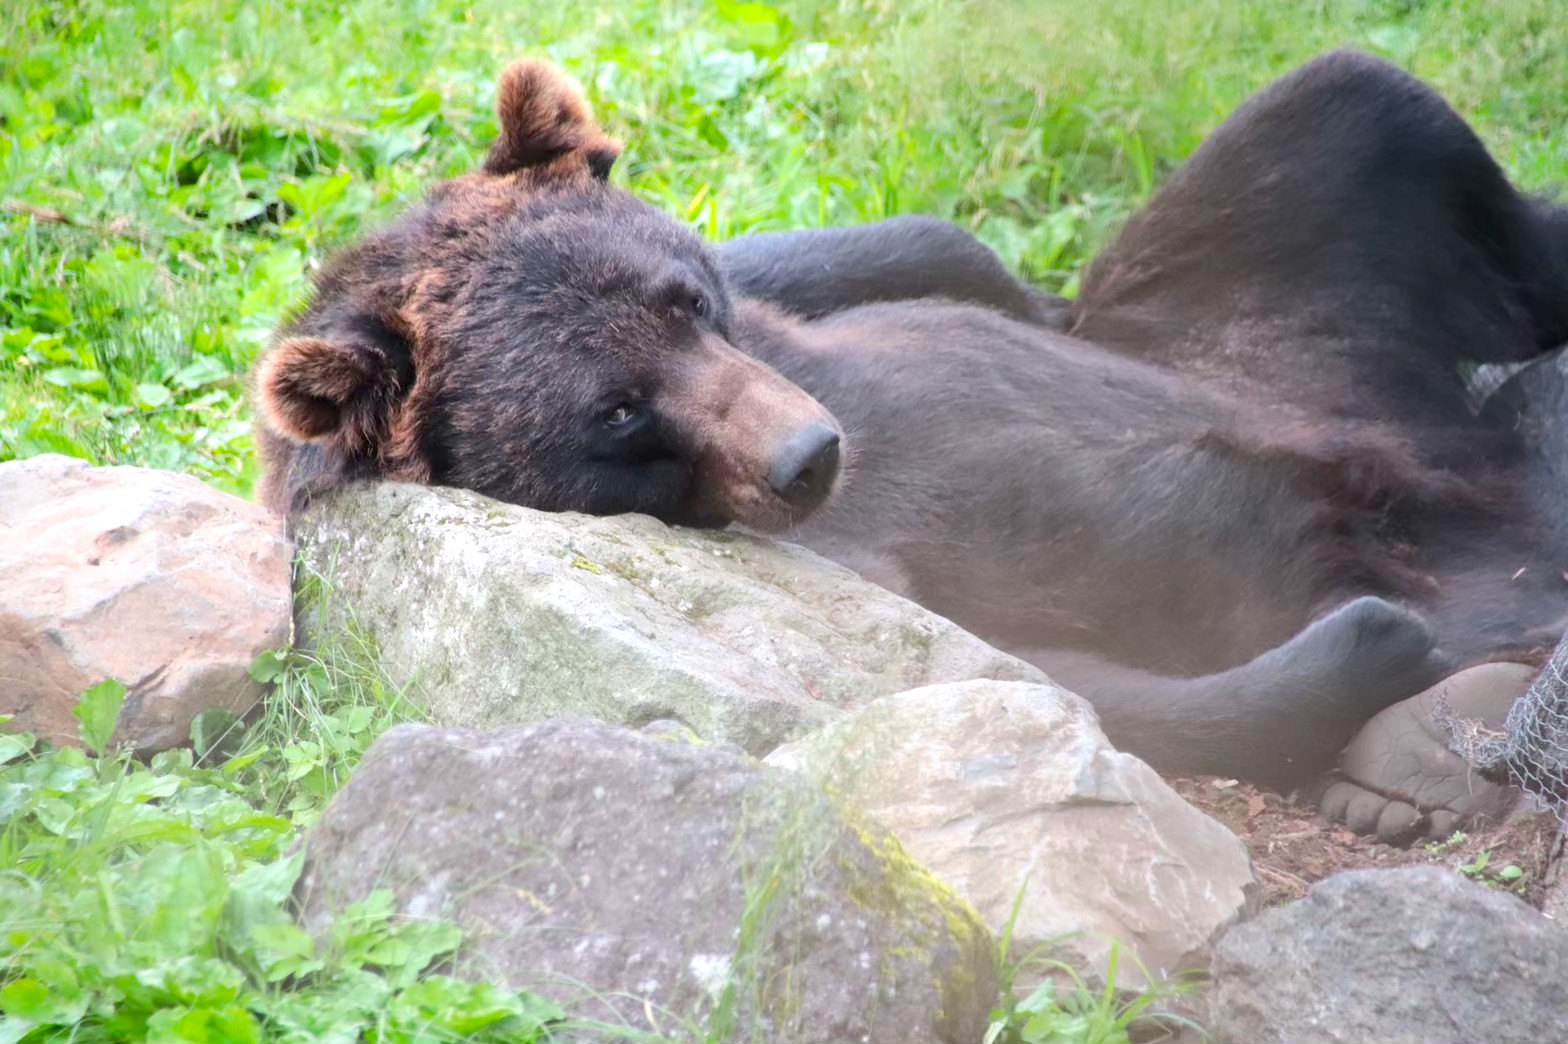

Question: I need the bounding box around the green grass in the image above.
[4,0,1568,1040]
[0,610,570,1043]
[3,0,1566,495]
[984,947,1200,1044]
[1,669,1183,1044]
[981,875,1204,1044]
[0,570,688,1042]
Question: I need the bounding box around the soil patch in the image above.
[1170,776,1564,909]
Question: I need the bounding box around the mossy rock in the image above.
[297,720,999,1043]
[292,482,1043,755]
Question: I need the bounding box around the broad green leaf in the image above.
[170,356,232,391]
[151,748,196,774]
[249,923,322,982]
[282,743,322,782]
[107,817,203,847]
[220,748,268,775]
[386,977,561,1037]
[43,366,109,395]
[119,843,231,954]
[0,782,30,820]
[146,1004,261,1044]
[0,976,87,1025]
[248,649,289,684]
[30,794,78,834]
[379,920,462,988]
[134,956,246,1008]
[250,923,314,960]
[0,733,35,766]
[264,968,388,1041]
[715,0,793,57]
[137,382,174,408]
[339,706,374,735]
[221,850,306,955]
[376,90,442,126]
[74,679,126,754]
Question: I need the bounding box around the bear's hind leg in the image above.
[1073,51,1568,395]
[1023,596,1450,790]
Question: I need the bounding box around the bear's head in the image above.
[256,60,842,532]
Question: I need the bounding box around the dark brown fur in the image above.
[256,53,1568,787]
[485,60,621,179]
[259,60,840,533]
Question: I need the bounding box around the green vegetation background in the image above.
[2,2,1567,1041]
[3,0,1565,497]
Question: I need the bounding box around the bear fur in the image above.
[257,54,1568,788]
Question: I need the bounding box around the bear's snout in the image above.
[663,335,844,532]
[768,422,841,513]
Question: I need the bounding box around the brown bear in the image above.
[257,54,1566,792]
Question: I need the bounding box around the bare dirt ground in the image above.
[1170,775,1565,909]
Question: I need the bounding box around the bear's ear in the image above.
[483,59,621,180]
[256,335,408,452]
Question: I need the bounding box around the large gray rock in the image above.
[296,721,998,1043]
[766,680,1257,988]
[1211,865,1568,1044]
[292,482,1043,754]
[0,455,291,751]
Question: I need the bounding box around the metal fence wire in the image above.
[1440,630,1568,818]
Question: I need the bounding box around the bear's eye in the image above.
[690,293,708,318]
[604,403,640,427]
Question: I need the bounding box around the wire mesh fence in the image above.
[1441,631,1568,820]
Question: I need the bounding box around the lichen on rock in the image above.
[291,482,1043,754]
[296,719,999,1043]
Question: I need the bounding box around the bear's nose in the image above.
[768,422,841,511]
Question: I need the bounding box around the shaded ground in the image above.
[1171,776,1565,909]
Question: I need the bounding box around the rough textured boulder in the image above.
[1544,852,1568,924]
[0,455,291,751]
[292,483,1043,753]
[1211,865,1568,1044]
[766,680,1257,987]
[296,721,998,1043]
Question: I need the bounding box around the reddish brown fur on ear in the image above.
[256,336,405,452]
[483,59,622,179]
